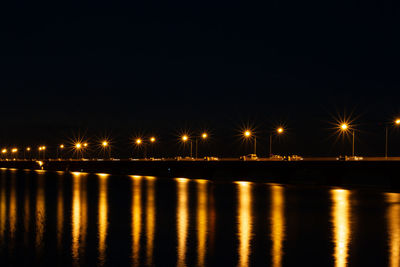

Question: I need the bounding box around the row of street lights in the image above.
[1,118,400,159]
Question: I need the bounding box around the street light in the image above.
[243,130,256,155]
[339,122,355,157]
[75,143,82,159]
[181,135,193,158]
[57,144,64,159]
[385,118,400,159]
[194,132,208,159]
[102,140,111,159]
[270,127,284,157]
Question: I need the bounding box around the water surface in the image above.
[0,168,397,266]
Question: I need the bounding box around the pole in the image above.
[254,137,256,155]
[190,141,193,158]
[195,139,198,159]
[352,131,355,157]
[269,134,272,157]
[385,126,388,159]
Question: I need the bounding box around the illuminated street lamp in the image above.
[1,148,7,160]
[243,130,256,155]
[385,118,400,159]
[24,147,31,160]
[75,143,82,159]
[11,148,18,159]
[339,122,355,157]
[195,132,208,159]
[102,140,111,159]
[269,127,284,157]
[57,144,64,159]
[181,135,193,158]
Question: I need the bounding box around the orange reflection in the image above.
[145,177,156,266]
[24,179,30,246]
[331,189,351,267]
[36,175,46,254]
[9,173,17,249]
[98,174,109,266]
[0,177,6,243]
[132,176,142,267]
[237,181,253,267]
[386,193,400,267]
[57,176,64,250]
[270,185,285,267]
[197,180,208,267]
[176,178,189,267]
[71,172,88,266]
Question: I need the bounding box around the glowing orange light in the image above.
[136,139,142,145]
[1,149,6,154]
[11,148,18,153]
[277,127,284,134]
[102,141,108,147]
[340,123,348,131]
[150,137,156,143]
[182,135,189,142]
[26,147,31,151]
[83,143,88,147]
[244,130,251,138]
[75,143,82,149]
[202,133,208,139]
[60,144,64,149]
[395,119,400,125]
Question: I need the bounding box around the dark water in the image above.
[0,168,398,266]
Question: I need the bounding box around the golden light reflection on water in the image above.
[176,178,189,267]
[196,179,208,267]
[145,177,156,266]
[24,178,30,246]
[331,189,351,267]
[9,173,17,250]
[236,181,252,267]
[71,172,88,266]
[132,175,142,267]
[57,176,64,250]
[270,185,285,267]
[98,174,109,266]
[36,175,46,254]
[386,193,400,267]
[0,177,6,244]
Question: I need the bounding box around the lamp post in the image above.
[269,127,284,157]
[25,147,31,160]
[149,137,156,158]
[195,132,208,159]
[181,135,192,158]
[135,138,145,158]
[57,144,64,159]
[385,119,400,159]
[243,130,256,155]
[75,143,82,159]
[102,141,110,159]
[339,123,355,157]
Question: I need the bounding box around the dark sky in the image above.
[0,0,399,157]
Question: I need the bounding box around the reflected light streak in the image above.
[237,181,252,267]
[331,189,351,267]
[386,193,400,267]
[132,176,142,267]
[270,185,285,267]
[9,174,17,249]
[177,178,189,267]
[57,177,64,250]
[146,177,156,266]
[197,180,208,267]
[98,174,109,266]
[71,173,88,266]
[36,175,46,254]
[24,179,30,246]
[0,177,6,244]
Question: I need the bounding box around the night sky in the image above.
[1,0,399,157]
